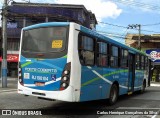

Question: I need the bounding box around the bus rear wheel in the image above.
[108,84,118,105]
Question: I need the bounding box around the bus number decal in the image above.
[113,75,119,79]
[32,75,49,81]
[52,40,63,48]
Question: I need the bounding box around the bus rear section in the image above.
[18,22,77,102]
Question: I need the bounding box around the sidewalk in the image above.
[0,77,17,92]
[150,81,160,87]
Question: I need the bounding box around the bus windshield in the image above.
[21,26,68,58]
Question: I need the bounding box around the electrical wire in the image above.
[97,31,132,40]
[98,21,127,28]
[141,23,160,26]
[97,30,126,36]
[111,0,160,11]
[98,21,160,34]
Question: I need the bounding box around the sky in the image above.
[0,0,160,43]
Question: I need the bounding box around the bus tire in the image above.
[108,84,118,105]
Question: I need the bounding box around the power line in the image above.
[122,28,129,36]
[97,30,126,36]
[98,21,127,28]
[97,31,132,40]
[141,29,160,34]
[111,0,160,11]
[99,33,125,39]
[98,21,160,34]
[141,23,160,26]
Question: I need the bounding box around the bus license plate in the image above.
[35,82,45,86]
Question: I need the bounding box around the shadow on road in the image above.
[37,91,147,115]
[35,85,160,116]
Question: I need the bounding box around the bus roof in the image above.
[22,22,70,31]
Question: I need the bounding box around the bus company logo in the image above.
[150,51,160,61]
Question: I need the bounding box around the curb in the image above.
[0,89,17,93]
[151,84,160,87]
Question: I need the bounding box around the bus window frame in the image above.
[96,40,109,67]
[120,48,129,68]
[78,32,96,66]
[141,55,145,70]
[136,54,141,70]
[145,56,148,69]
[110,45,119,68]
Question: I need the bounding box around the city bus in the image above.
[18,22,150,104]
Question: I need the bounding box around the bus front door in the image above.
[148,59,152,86]
[128,53,135,94]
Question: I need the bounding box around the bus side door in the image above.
[128,53,135,93]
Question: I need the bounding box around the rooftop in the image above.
[11,2,88,13]
[126,34,160,42]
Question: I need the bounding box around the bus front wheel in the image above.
[108,84,118,105]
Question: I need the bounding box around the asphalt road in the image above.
[0,86,160,118]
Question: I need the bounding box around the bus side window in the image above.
[136,54,140,70]
[110,45,118,67]
[78,34,95,66]
[121,49,128,68]
[97,41,108,67]
[145,57,148,69]
[141,55,145,70]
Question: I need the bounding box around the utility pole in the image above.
[1,0,8,88]
[138,24,141,51]
[128,24,141,51]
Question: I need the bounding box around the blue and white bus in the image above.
[18,22,150,104]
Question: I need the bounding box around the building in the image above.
[125,34,160,50]
[0,2,97,77]
[125,33,160,82]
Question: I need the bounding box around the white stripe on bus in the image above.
[87,66,128,89]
